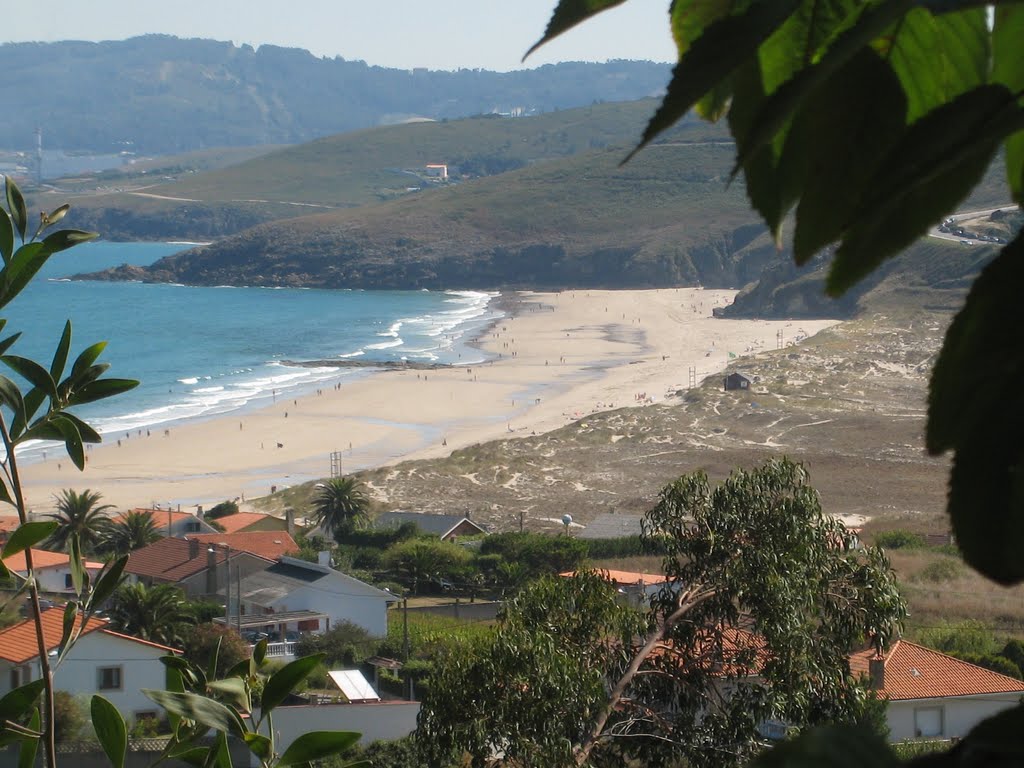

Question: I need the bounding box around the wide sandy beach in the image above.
[19,289,837,514]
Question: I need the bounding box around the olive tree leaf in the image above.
[69,534,85,596]
[242,732,272,760]
[0,374,26,428]
[0,355,58,405]
[1,521,58,559]
[66,377,138,408]
[0,332,21,358]
[0,680,45,721]
[276,731,364,768]
[15,709,41,768]
[0,209,13,264]
[50,321,72,382]
[91,696,127,768]
[829,84,1024,295]
[524,0,626,59]
[67,341,107,381]
[206,678,250,714]
[88,555,128,610]
[58,412,102,444]
[41,229,98,254]
[927,234,1024,584]
[0,242,54,311]
[142,689,246,738]
[4,177,27,244]
[260,653,325,715]
[627,0,802,162]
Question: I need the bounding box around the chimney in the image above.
[188,538,200,559]
[206,545,217,594]
[868,656,885,690]
[285,507,295,536]
[196,505,204,520]
[317,550,331,568]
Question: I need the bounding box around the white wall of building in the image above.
[268,578,389,637]
[887,695,1023,741]
[263,701,419,755]
[31,563,103,594]
[52,631,170,723]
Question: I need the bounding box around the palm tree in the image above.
[102,509,161,555]
[44,489,115,554]
[107,582,190,647]
[310,476,370,542]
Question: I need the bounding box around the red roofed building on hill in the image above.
[113,507,217,537]
[849,640,1024,741]
[185,531,299,561]
[123,536,272,600]
[0,608,179,725]
[206,510,291,534]
[2,548,104,593]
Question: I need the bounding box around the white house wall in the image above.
[887,695,1024,741]
[51,632,170,723]
[262,701,419,754]
[267,577,389,637]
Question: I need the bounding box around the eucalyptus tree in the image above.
[310,476,371,541]
[420,459,905,767]
[44,488,114,554]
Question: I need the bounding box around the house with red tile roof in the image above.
[206,510,291,534]
[2,548,105,594]
[559,568,669,602]
[123,537,273,599]
[850,640,1024,741]
[185,531,299,561]
[0,608,179,725]
[0,515,20,545]
[113,507,217,537]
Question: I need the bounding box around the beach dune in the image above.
[20,289,837,514]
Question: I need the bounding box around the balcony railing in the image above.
[256,640,297,658]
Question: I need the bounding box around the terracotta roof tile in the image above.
[115,508,201,526]
[0,608,107,664]
[2,548,104,573]
[186,531,298,560]
[0,516,21,533]
[849,641,1024,700]
[124,537,214,581]
[208,512,283,534]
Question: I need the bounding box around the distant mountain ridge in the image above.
[0,35,670,154]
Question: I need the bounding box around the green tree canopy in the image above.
[420,459,905,767]
[309,476,371,542]
[383,538,472,595]
[101,508,161,555]
[43,488,114,554]
[107,582,191,648]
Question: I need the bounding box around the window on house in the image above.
[65,573,74,589]
[914,706,944,738]
[185,522,200,532]
[97,666,122,691]
[9,668,19,690]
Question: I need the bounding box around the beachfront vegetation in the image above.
[43,488,114,554]
[310,475,371,542]
[419,459,904,767]
[101,507,161,553]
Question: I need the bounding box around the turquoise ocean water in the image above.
[10,241,498,454]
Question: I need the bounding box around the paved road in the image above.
[927,205,1016,246]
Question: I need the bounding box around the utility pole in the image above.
[403,598,411,701]
[236,565,241,633]
[224,546,231,628]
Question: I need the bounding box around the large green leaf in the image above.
[0,374,26,428]
[0,242,57,311]
[91,696,127,768]
[47,414,86,470]
[142,689,245,737]
[59,412,102,444]
[0,332,23,358]
[874,7,988,125]
[242,732,272,760]
[260,653,325,715]
[927,236,1024,584]
[993,6,1024,204]
[629,0,801,161]
[41,229,98,254]
[50,321,72,382]
[785,49,907,264]
[0,680,45,721]
[88,555,128,610]
[16,710,41,768]
[0,209,13,264]
[69,535,85,596]
[829,84,1023,295]
[670,0,737,60]
[525,0,627,59]
[67,377,138,408]
[4,178,27,244]
[206,678,250,713]
[276,731,364,768]
[1,521,58,559]
[0,356,58,405]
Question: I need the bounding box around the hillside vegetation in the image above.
[0,36,669,154]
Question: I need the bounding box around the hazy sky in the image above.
[3,1,676,71]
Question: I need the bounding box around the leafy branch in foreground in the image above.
[532,0,1024,587]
